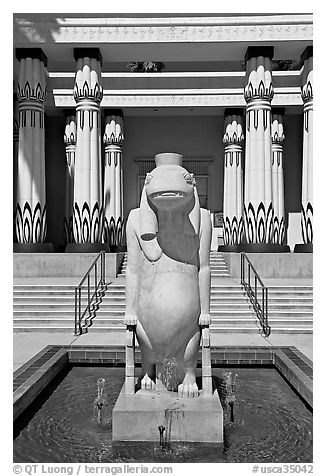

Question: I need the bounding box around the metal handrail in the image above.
[74,251,106,335]
[240,252,271,337]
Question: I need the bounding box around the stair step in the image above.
[268,305,313,311]
[14,319,75,325]
[14,311,79,317]
[13,326,312,334]
[13,327,77,332]
[13,285,76,291]
[13,257,313,334]
[96,303,256,309]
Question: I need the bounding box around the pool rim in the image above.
[13,345,313,421]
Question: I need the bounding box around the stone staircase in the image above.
[90,282,312,334]
[13,253,313,334]
[13,283,106,332]
[266,286,313,333]
[117,251,230,278]
[93,254,313,334]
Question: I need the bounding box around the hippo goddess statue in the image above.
[124,153,212,398]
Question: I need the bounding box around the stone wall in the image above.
[224,253,313,279]
[13,253,124,278]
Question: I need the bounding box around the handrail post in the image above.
[87,274,90,312]
[265,288,269,335]
[262,288,265,329]
[240,253,243,283]
[103,251,106,284]
[95,262,97,300]
[74,287,78,335]
[100,250,105,285]
[248,262,250,288]
[78,286,81,335]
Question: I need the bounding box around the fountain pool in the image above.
[13,362,312,463]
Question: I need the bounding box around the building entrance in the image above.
[136,158,212,210]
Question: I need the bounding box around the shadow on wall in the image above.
[14,14,64,45]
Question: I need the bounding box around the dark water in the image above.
[13,366,312,463]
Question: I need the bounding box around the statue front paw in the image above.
[124,314,138,326]
[199,313,211,326]
[178,382,199,398]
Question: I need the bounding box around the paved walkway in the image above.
[13,276,313,287]
[13,330,313,372]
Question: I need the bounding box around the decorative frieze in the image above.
[102,109,125,246]
[52,90,303,110]
[222,109,244,246]
[72,48,104,243]
[14,15,313,44]
[15,48,47,243]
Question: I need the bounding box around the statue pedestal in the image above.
[112,384,223,444]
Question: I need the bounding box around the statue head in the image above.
[140,153,200,244]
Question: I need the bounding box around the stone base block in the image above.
[112,384,223,444]
[294,243,313,253]
[218,244,241,252]
[65,243,111,253]
[13,243,54,253]
[110,244,127,252]
[239,243,290,253]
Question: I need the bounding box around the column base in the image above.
[65,243,111,253]
[238,243,291,253]
[110,244,127,253]
[217,244,241,252]
[13,243,54,253]
[294,244,313,253]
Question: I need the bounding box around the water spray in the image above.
[94,378,107,424]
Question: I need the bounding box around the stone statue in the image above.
[124,153,212,398]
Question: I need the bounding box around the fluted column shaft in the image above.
[271,110,285,244]
[73,49,103,243]
[13,94,19,240]
[222,111,244,245]
[15,49,47,243]
[300,48,313,244]
[63,113,77,243]
[243,47,274,244]
[103,110,125,246]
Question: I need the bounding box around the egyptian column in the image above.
[271,109,286,245]
[63,112,77,244]
[13,93,19,240]
[222,109,244,250]
[15,49,47,246]
[72,48,104,248]
[299,46,313,250]
[102,109,125,248]
[243,46,275,250]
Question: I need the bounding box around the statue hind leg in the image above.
[178,329,201,398]
[136,320,156,390]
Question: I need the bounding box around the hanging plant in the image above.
[127,61,166,73]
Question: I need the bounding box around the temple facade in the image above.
[13,13,313,253]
